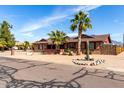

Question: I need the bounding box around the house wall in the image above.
[33,43,47,52]
[65,41,103,54]
[90,41,103,54]
[104,37,111,44]
[33,41,104,54]
[33,44,38,51]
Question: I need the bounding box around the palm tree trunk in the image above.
[77,30,82,55]
[56,44,60,54]
[56,45,58,50]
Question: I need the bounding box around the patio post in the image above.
[86,40,90,60]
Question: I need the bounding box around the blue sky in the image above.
[0,5,124,42]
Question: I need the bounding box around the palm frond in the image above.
[70,24,77,31]
[47,30,68,46]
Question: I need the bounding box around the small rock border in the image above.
[72,59,105,66]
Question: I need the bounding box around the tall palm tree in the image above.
[48,30,68,50]
[70,11,92,55]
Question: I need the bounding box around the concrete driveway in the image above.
[0,56,124,88]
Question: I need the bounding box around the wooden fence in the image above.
[116,46,124,54]
[100,44,124,55]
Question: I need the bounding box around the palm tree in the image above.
[70,11,92,55]
[48,30,68,50]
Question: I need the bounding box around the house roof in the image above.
[92,34,111,43]
[68,34,111,43]
[33,34,111,44]
[34,38,53,44]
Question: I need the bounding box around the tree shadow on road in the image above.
[0,56,124,88]
[0,64,83,88]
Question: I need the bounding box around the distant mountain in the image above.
[112,40,123,46]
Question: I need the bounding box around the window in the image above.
[96,42,100,49]
[38,44,40,50]
[47,45,56,49]
[52,45,56,49]
[60,45,64,49]
[47,45,51,49]
[89,42,94,50]
[68,43,76,48]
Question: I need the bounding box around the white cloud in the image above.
[22,32,34,37]
[20,14,67,33]
[72,5,101,13]
[0,14,23,18]
[21,24,41,33]
[20,5,101,35]
[67,32,78,37]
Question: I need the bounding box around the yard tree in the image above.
[70,11,92,57]
[0,38,6,51]
[0,20,15,55]
[23,41,30,51]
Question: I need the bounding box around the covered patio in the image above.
[32,34,111,54]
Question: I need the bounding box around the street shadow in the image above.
[0,64,82,88]
[1,56,124,88]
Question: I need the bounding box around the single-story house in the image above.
[32,34,112,54]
